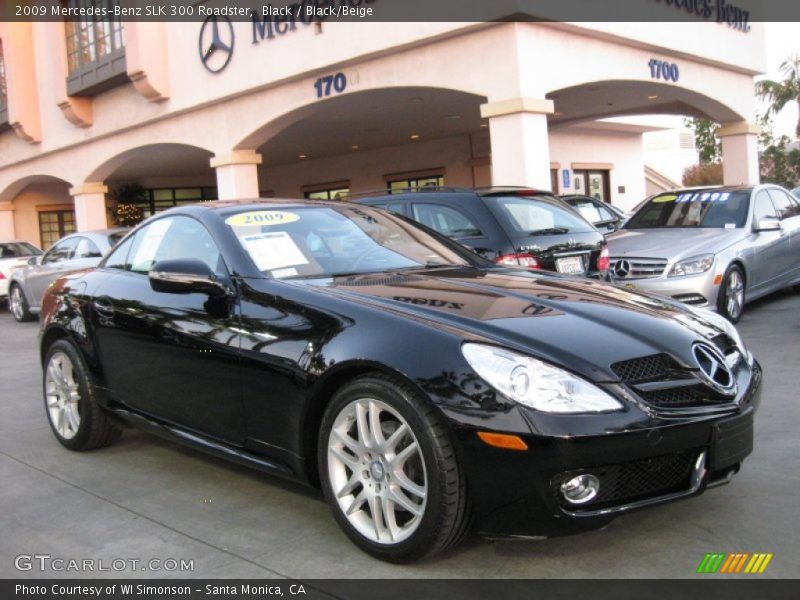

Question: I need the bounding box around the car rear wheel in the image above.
[717,264,745,323]
[9,283,34,322]
[319,374,470,562]
[43,340,122,451]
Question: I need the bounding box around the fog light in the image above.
[560,474,600,504]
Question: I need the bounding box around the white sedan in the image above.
[0,241,43,304]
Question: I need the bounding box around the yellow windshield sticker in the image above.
[652,194,677,203]
[226,211,300,227]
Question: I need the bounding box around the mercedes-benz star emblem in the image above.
[199,15,234,73]
[692,342,737,396]
[612,259,631,278]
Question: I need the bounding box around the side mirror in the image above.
[27,256,41,266]
[149,259,229,297]
[755,217,781,232]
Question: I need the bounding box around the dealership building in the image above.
[0,12,767,248]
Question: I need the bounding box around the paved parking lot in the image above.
[0,291,798,579]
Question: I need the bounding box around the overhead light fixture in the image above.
[648,95,659,100]
[554,111,564,117]
[299,154,308,159]
[480,123,488,128]
[410,134,420,140]
[411,97,423,103]
[351,145,359,150]
[445,114,461,120]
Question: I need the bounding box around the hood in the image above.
[606,228,745,260]
[307,267,725,382]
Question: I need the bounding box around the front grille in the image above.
[610,257,668,280]
[637,385,729,408]
[610,353,683,383]
[558,450,698,510]
[611,353,735,410]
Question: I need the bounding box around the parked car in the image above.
[9,229,127,322]
[0,241,43,305]
[353,187,609,278]
[40,199,760,562]
[607,185,800,322]
[561,194,629,232]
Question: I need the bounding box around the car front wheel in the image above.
[717,264,745,323]
[319,374,470,562]
[9,283,34,322]
[43,340,122,451]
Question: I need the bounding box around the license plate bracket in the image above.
[710,411,754,471]
[555,255,585,275]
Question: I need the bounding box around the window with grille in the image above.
[125,187,218,218]
[63,1,127,96]
[38,211,77,249]
[387,175,444,194]
[304,187,351,200]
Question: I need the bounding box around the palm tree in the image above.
[756,53,800,140]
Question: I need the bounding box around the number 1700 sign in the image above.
[314,73,347,98]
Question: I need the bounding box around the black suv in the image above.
[353,187,609,277]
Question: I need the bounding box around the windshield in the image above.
[484,195,595,235]
[224,205,478,279]
[625,190,750,229]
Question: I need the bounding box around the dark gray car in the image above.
[8,229,127,322]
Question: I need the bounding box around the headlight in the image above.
[668,254,715,277]
[461,343,624,413]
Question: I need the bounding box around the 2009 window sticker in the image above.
[226,211,300,227]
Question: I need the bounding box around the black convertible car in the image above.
[39,199,760,562]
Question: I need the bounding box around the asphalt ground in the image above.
[0,290,798,579]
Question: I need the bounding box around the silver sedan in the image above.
[607,185,800,322]
[8,229,128,322]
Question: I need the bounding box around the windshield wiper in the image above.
[529,227,570,235]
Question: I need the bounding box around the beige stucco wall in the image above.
[11,182,72,248]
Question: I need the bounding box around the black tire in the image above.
[318,373,470,562]
[9,283,34,322]
[43,339,122,451]
[717,264,745,323]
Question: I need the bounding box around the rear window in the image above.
[485,196,595,235]
[0,242,42,258]
[626,190,750,229]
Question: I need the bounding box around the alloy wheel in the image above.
[726,270,744,320]
[10,286,23,320]
[327,398,427,545]
[45,351,81,440]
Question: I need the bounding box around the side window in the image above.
[753,191,778,224]
[411,203,483,237]
[128,216,223,275]
[766,189,796,220]
[104,235,134,270]
[43,238,78,264]
[377,202,407,215]
[74,237,103,259]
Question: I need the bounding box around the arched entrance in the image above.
[0,175,74,248]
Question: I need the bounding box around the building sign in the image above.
[648,58,679,82]
[199,16,235,73]
[650,0,750,33]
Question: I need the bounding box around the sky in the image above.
[761,22,799,141]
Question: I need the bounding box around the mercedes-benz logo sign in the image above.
[199,15,234,73]
[692,342,737,396]
[612,259,631,278]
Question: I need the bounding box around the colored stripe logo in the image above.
[697,552,773,574]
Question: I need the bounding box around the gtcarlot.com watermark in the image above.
[14,554,194,573]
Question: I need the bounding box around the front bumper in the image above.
[610,271,720,310]
[442,359,761,538]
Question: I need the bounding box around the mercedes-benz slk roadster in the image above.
[38,199,760,562]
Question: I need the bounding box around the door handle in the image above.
[92,297,115,317]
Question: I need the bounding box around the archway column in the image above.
[481,98,555,190]
[211,151,263,200]
[71,183,109,231]
[0,204,14,239]
[717,121,760,186]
